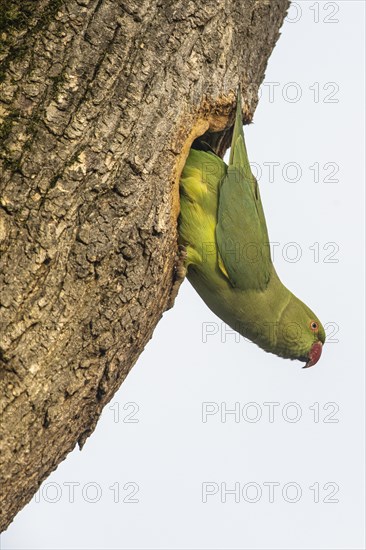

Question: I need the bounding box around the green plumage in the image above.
[179,89,325,367]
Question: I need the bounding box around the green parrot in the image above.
[178,89,325,368]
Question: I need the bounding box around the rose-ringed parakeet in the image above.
[178,89,325,368]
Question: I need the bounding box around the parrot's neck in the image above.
[188,266,304,360]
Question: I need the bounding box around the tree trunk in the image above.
[0,0,289,531]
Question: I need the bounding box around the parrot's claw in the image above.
[167,244,187,309]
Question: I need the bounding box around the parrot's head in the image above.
[276,294,325,368]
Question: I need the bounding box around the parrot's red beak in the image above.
[303,341,323,368]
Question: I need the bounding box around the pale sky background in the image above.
[2,2,365,549]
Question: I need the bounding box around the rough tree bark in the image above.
[0,0,289,531]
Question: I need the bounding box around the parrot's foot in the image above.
[167,244,187,309]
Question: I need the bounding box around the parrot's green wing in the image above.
[216,88,272,291]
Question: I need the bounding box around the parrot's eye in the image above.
[310,321,318,332]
